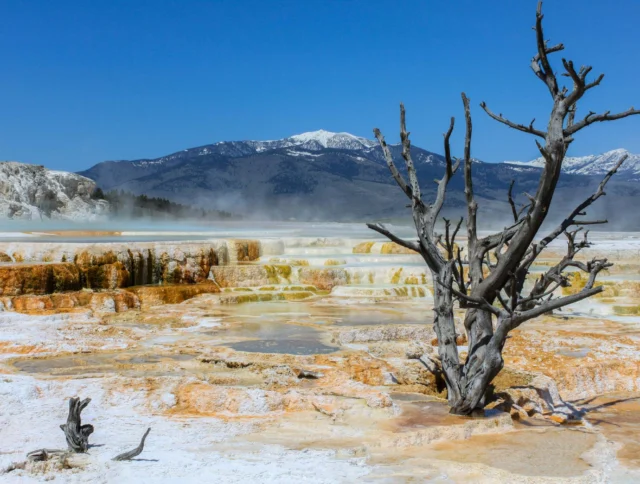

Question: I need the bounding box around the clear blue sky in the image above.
[1,0,639,171]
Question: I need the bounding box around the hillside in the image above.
[79,131,640,226]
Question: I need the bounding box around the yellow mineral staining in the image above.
[219,290,315,304]
[0,252,12,263]
[282,291,315,301]
[563,272,640,300]
[126,284,219,308]
[613,305,640,316]
[404,275,420,285]
[393,287,409,297]
[284,285,316,292]
[406,287,427,297]
[381,243,416,255]
[390,268,403,284]
[353,242,375,254]
[263,264,292,284]
[562,271,594,296]
[324,259,345,266]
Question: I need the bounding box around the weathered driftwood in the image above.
[112,428,151,461]
[26,449,68,462]
[369,1,640,415]
[60,397,94,453]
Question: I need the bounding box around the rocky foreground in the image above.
[0,228,638,482]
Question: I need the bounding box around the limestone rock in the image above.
[0,161,109,220]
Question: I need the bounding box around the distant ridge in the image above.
[505,148,640,180]
[78,133,640,224]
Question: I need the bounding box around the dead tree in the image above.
[369,1,640,415]
[60,397,94,452]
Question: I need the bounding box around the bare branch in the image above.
[400,103,421,203]
[366,223,420,253]
[530,1,560,95]
[533,154,627,255]
[443,117,460,178]
[572,219,607,226]
[442,217,463,261]
[566,107,640,135]
[373,128,412,199]
[518,279,563,307]
[432,117,461,220]
[436,279,504,317]
[511,260,610,327]
[480,102,546,138]
[508,180,518,222]
[461,93,478,250]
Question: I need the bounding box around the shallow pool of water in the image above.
[227,338,338,355]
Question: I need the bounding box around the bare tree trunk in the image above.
[451,318,504,415]
[430,265,461,407]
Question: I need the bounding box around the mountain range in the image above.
[79,130,640,226]
[506,148,640,179]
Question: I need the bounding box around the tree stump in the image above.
[60,397,94,453]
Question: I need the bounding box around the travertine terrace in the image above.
[0,224,638,482]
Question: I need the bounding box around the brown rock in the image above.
[126,283,219,308]
[0,263,81,296]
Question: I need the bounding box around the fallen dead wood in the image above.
[112,428,151,461]
[26,449,68,462]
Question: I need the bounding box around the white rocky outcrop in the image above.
[0,161,109,220]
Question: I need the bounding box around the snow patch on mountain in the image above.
[245,130,377,152]
[289,130,377,149]
[0,162,109,220]
[506,149,640,178]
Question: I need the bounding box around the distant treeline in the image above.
[92,188,237,220]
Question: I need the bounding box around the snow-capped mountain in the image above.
[249,130,378,152]
[0,162,109,220]
[124,130,378,169]
[506,149,640,179]
[79,132,640,222]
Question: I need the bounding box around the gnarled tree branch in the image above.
[480,102,546,138]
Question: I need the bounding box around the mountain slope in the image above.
[79,131,640,225]
[506,148,640,179]
[0,162,109,220]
